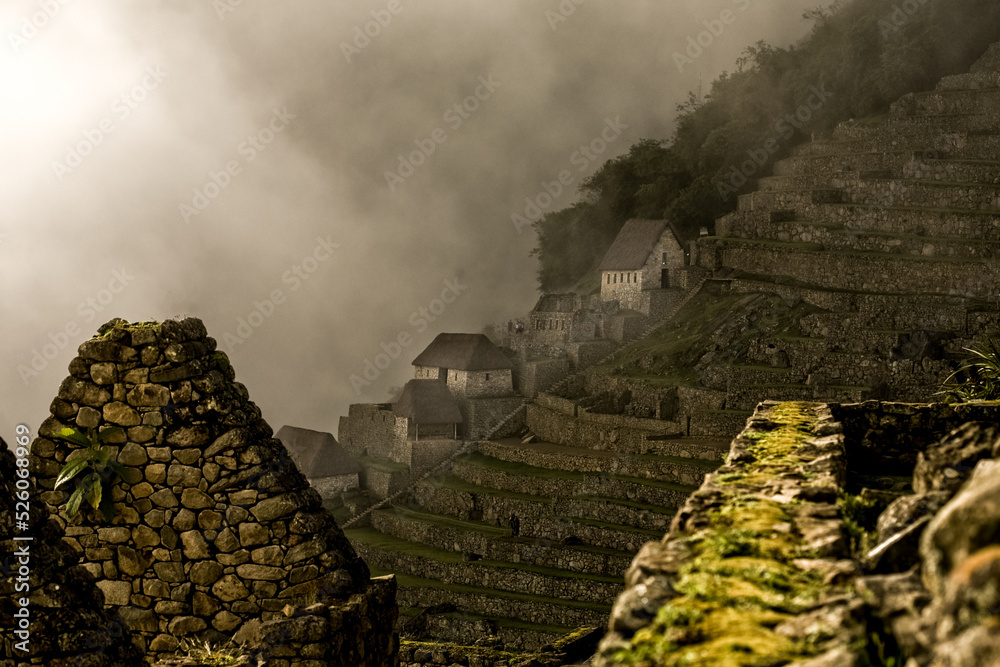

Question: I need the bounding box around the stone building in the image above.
[529,294,577,343]
[274,425,361,501]
[393,379,463,441]
[412,333,514,399]
[599,218,688,312]
[339,334,523,498]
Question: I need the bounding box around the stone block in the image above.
[127,383,171,407]
[103,402,141,426]
[97,580,132,606]
[190,561,224,586]
[213,574,250,602]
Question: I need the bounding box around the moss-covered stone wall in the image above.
[594,401,866,666]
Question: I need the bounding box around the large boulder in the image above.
[920,458,1000,595]
[913,422,1000,496]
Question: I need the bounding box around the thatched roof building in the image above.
[599,219,685,271]
[412,333,513,371]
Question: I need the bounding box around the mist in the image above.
[0,0,823,438]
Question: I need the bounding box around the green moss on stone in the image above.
[612,403,834,666]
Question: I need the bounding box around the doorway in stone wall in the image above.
[661,269,669,289]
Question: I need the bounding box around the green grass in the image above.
[370,566,614,613]
[632,453,722,471]
[570,494,684,517]
[381,506,510,538]
[423,474,555,504]
[349,526,622,584]
[389,503,639,559]
[410,608,575,635]
[562,516,665,538]
[458,452,704,493]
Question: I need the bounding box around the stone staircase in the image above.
[695,43,1000,407]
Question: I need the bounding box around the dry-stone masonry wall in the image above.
[30,317,397,665]
[851,419,1000,667]
[1,435,144,666]
[595,402,867,666]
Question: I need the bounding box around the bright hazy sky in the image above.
[0,0,824,438]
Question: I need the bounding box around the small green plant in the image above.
[867,630,902,667]
[177,638,250,666]
[837,493,880,557]
[52,426,126,522]
[938,338,1000,402]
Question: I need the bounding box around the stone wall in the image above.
[410,439,465,476]
[700,238,1000,298]
[359,467,410,499]
[567,340,617,370]
[1,435,145,667]
[251,575,397,667]
[461,397,524,440]
[645,231,685,288]
[29,318,397,665]
[339,403,409,463]
[602,313,648,344]
[530,312,574,345]
[832,400,1000,475]
[310,473,359,500]
[595,402,867,666]
[414,366,442,380]
[581,376,681,420]
[638,288,684,319]
[516,358,570,398]
[451,369,513,399]
[600,271,644,311]
[525,404,682,454]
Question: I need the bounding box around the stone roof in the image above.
[598,219,685,271]
[275,425,361,478]
[411,333,514,371]
[393,379,464,424]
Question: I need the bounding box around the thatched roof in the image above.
[532,294,577,314]
[598,219,685,271]
[412,333,513,371]
[275,425,361,478]
[393,380,464,424]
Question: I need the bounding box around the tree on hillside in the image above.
[529,0,1000,293]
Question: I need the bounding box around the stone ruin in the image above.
[596,401,1000,667]
[27,317,397,665]
[1,432,144,666]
